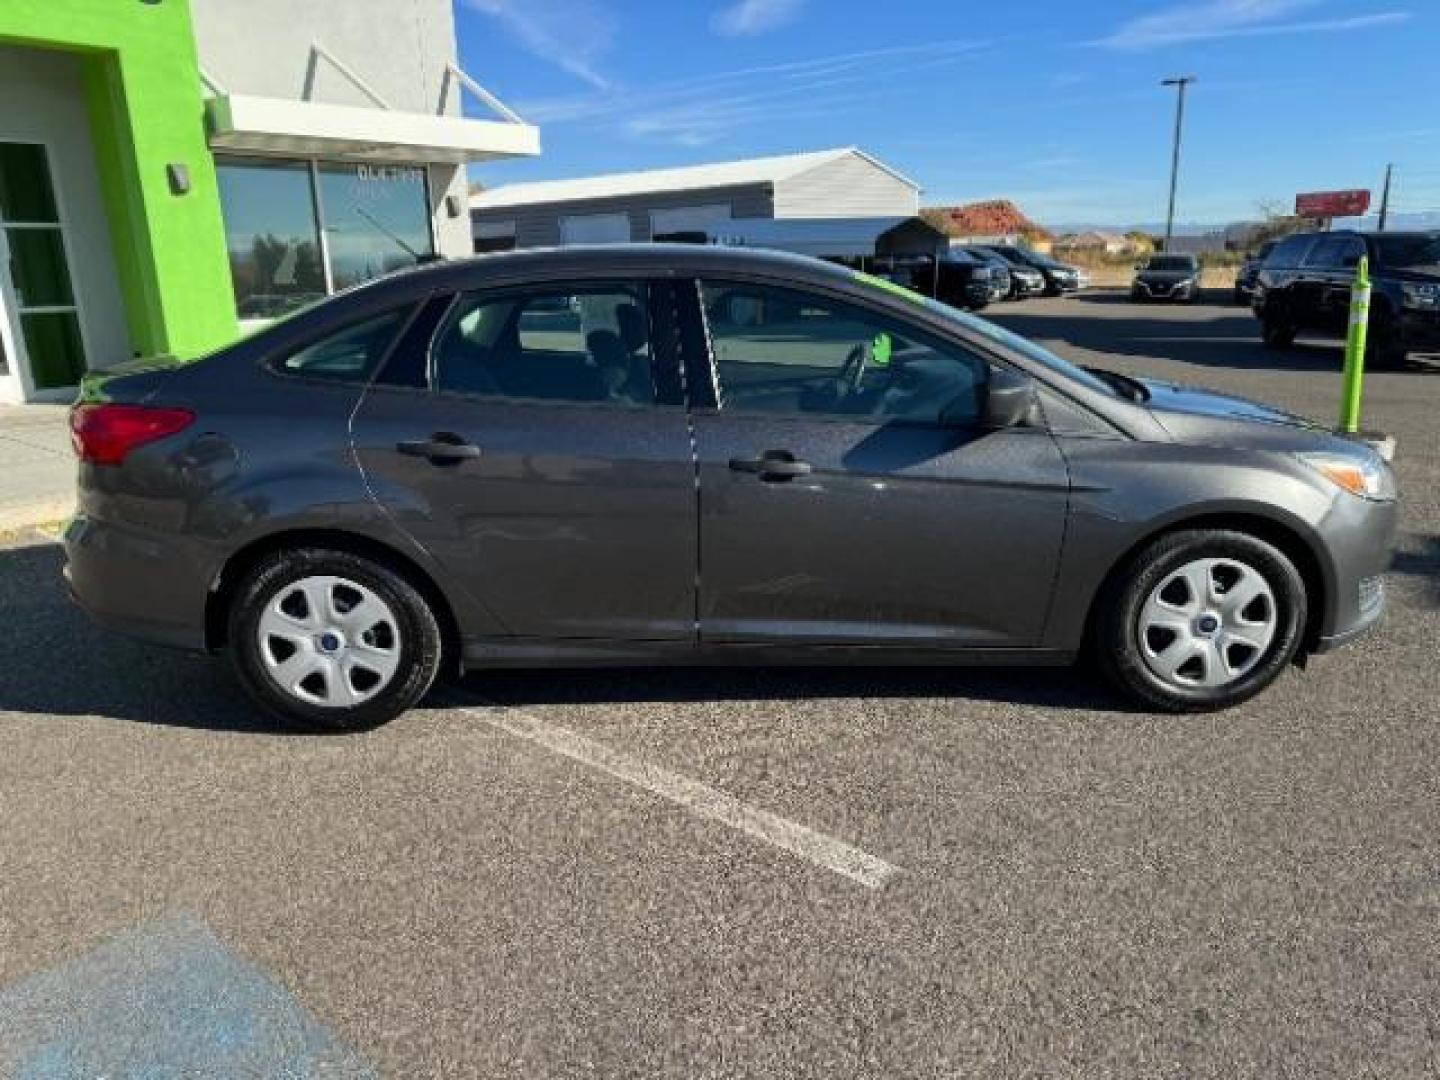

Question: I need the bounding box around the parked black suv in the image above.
[1254,230,1440,366]
[978,245,1081,295]
[873,251,999,310]
[963,247,1045,298]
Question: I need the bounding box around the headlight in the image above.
[1401,282,1440,310]
[1296,451,1395,501]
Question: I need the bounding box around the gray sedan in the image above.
[64,246,1395,730]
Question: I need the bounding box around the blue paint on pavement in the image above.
[0,914,375,1078]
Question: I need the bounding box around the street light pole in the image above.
[1161,76,1196,252]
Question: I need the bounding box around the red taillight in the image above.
[70,404,196,465]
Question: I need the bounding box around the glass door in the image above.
[0,142,87,398]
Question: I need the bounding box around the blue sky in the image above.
[458,0,1438,229]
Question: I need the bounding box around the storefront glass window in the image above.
[216,159,327,320]
[317,164,433,291]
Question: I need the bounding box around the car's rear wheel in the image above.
[228,548,442,731]
[1261,309,1296,349]
[1096,529,1307,712]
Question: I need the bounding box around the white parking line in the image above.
[462,706,900,890]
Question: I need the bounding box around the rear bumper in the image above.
[63,513,211,652]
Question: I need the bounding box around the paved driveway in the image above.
[1,292,1436,1077]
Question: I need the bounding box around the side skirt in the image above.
[460,638,1076,671]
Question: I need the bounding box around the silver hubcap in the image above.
[1138,558,1277,691]
[257,575,401,708]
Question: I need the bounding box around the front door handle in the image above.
[729,450,813,481]
[397,433,481,464]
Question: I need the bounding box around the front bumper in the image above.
[1310,491,1397,654]
[64,513,213,652]
[1397,308,1440,352]
[1133,279,1195,300]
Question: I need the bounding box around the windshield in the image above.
[1376,233,1440,268]
[1144,256,1197,272]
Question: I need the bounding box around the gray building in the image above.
[471,148,921,251]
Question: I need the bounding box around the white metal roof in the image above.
[470,147,917,210]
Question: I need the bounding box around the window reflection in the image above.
[318,164,432,291]
[216,159,327,320]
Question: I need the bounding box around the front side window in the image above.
[699,281,987,424]
[275,308,410,382]
[433,284,655,406]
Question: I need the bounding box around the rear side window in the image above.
[274,308,410,382]
[432,283,656,406]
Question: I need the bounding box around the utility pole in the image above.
[1377,163,1393,231]
[1161,75,1196,252]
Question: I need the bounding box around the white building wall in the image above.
[773,155,919,219]
[190,0,472,259]
[0,45,132,373]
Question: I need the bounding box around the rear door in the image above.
[682,277,1070,649]
[351,277,697,642]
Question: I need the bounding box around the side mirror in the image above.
[980,368,1037,430]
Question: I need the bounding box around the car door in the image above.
[350,277,697,643]
[683,277,1070,649]
[1314,236,1366,332]
[1297,236,1353,330]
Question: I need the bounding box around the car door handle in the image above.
[729,451,813,481]
[396,434,481,464]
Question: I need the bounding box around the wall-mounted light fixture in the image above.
[166,163,191,196]
[445,194,463,219]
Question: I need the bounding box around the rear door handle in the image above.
[729,450,812,481]
[397,433,481,464]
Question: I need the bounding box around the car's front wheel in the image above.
[1096,529,1307,712]
[228,548,443,731]
[1261,309,1296,349]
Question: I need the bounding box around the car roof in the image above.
[337,243,863,303]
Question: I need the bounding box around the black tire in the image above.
[1095,529,1307,713]
[227,547,442,732]
[1261,309,1296,349]
[1365,313,1407,370]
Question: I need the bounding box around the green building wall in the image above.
[0,0,238,362]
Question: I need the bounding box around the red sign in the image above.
[1295,189,1371,217]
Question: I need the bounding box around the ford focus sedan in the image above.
[64,247,1395,730]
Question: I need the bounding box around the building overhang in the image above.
[205,94,541,164]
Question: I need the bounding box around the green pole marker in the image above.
[1340,255,1371,434]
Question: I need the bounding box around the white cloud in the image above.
[1092,0,1409,49]
[712,0,806,37]
[514,38,990,146]
[463,0,615,89]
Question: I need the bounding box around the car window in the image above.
[1375,233,1440,268]
[1304,236,1364,269]
[699,280,988,424]
[1267,234,1315,267]
[274,307,411,382]
[432,283,656,405]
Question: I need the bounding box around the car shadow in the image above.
[1390,534,1440,608]
[0,540,292,734]
[0,540,1122,730]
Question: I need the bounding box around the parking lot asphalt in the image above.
[2,291,1437,1077]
